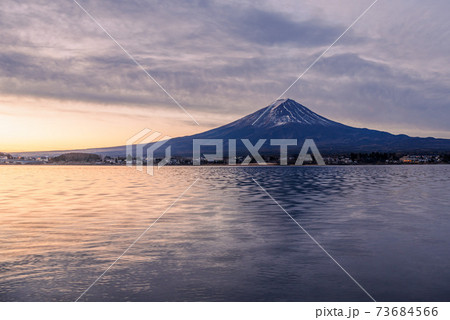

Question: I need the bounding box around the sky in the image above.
[1,0,449,152]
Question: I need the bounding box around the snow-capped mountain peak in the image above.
[250,98,337,127]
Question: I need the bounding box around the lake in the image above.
[0,165,449,301]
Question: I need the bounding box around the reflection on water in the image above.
[0,165,449,301]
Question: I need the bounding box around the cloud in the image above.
[298,53,450,133]
[225,8,349,46]
[0,0,449,139]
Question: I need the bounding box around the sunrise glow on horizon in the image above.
[1,0,450,152]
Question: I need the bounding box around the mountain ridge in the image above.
[248,98,341,128]
[10,99,450,157]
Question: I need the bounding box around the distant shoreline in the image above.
[1,163,449,167]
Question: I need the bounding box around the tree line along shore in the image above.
[1,152,450,165]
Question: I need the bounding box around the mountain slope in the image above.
[12,99,450,157]
[161,98,450,155]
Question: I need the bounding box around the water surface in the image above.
[0,165,449,301]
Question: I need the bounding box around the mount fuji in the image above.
[13,99,450,157]
[152,98,450,156]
